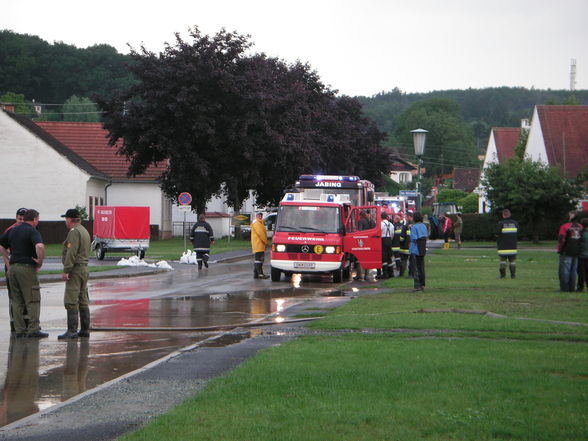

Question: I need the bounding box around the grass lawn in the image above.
[115,247,587,440]
[44,237,251,261]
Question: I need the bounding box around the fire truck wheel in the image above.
[342,266,351,280]
[271,267,281,282]
[332,268,343,283]
[95,244,105,260]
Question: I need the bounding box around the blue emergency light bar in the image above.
[298,175,360,182]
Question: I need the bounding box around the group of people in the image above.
[377,210,428,291]
[0,207,91,339]
[189,212,271,279]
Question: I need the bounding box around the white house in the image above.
[477,127,521,213]
[525,105,588,180]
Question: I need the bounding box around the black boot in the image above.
[78,307,91,338]
[499,267,506,279]
[58,310,79,340]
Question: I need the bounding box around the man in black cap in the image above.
[58,208,92,339]
[0,209,47,338]
[4,208,28,332]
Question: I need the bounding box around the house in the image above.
[477,126,522,213]
[388,155,418,185]
[525,105,588,181]
[0,109,173,238]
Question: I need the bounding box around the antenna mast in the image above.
[570,59,577,91]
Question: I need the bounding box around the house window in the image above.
[399,173,410,184]
[89,197,94,220]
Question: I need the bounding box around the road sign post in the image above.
[178,193,192,251]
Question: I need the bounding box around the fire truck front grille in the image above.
[287,253,322,261]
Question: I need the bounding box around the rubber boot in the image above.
[510,264,516,279]
[78,307,91,338]
[499,266,506,279]
[58,310,79,340]
[258,266,270,279]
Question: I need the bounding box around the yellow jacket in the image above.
[251,218,268,253]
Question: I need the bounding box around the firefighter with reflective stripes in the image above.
[190,214,214,270]
[399,212,413,277]
[496,209,519,279]
[391,214,403,277]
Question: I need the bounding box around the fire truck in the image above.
[270,176,382,283]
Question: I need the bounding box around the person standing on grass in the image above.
[557,211,582,292]
[59,208,92,340]
[251,212,270,279]
[190,214,214,270]
[576,218,588,292]
[453,212,463,249]
[496,208,519,279]
[409,211,428,291]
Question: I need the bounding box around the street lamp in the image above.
[411,128,428,210]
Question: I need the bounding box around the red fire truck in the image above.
[270,190,382,283]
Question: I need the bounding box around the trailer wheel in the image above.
[95,244,105,260]
[332,268,343,283]
[271,267,281,282]
[138,250,145,259]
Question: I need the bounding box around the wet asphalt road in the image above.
[0,251,355,438]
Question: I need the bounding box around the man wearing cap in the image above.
[4,208,28,332]
[58,208,92,339]
[0,209,47,338]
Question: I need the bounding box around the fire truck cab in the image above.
[270,191,381,283]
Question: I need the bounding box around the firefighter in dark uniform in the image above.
[496,208,519,279]
[59,208,92,339]
[0,209,47,338]
[391,214,403,277]
[190,214,214,270]
[399,211,413,277]
[4,208,28,332]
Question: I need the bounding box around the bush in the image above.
[458,213,564,242]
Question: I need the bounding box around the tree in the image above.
[62,95,100,122]
[0,91,32,115]
[481,158,584,242]
[98,27,389,212]
[394,98,479,177]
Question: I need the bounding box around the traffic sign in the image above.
[178,205,192,212]
[178,192,192,205]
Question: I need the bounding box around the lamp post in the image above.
[411,128,428,210]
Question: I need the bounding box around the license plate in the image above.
[294,262,316,269]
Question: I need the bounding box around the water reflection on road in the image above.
[0,281,336,427]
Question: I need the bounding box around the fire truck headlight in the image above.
[325,246,336,254]
[276,244,286,252]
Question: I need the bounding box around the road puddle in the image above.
[0,286,343,427]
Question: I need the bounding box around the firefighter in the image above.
[379,212,394,279]
[496,209,519,279]
[251,212,270,279]
[391,214,403,277]
[399,211,413,277]
[190,214,214,270]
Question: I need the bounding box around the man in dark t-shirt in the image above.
[0,209,47,338]
[4,207,28,332]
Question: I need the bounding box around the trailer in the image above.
[92,206,150,260]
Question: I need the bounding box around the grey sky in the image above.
[3,0,587,96]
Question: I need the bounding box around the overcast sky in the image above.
[3,0,587,97]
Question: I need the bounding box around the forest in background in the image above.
[2,29,587,152]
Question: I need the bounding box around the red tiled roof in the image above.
[492,127,520,162]
[536,105,588,179]
[35,121,165,181]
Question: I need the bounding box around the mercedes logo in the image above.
[301,245,310,253]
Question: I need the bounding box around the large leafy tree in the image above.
[98,27,388,212]
[394,98,479,177]
[481,158,584,242]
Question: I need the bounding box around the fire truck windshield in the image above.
[276,205,341,233]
